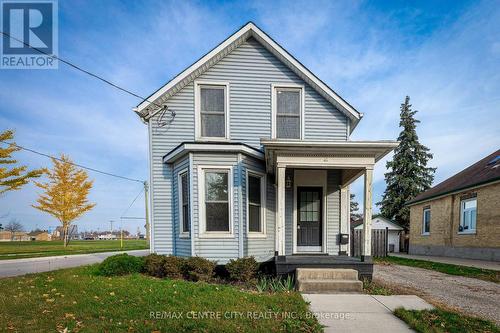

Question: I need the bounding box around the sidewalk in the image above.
[0,249,149,278]
[390,253,500,271]
[303,294,434,333]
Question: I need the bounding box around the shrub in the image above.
[225,257,258,282]
[183,257,216,282]
[97,254,144,276]
[144,254,166,278]
[163,256,185,279]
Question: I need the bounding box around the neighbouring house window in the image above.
[247,173,265,234]
[179,171,190,235]
[422,208,431,234]
[275,87,302,139]
[204,170,230,232]
[459,198,477,233]
[197,83,228,139]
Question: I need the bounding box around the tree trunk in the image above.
[63,224,69,247]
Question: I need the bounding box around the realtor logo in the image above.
[1,0,58,69]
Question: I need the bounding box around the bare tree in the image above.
[4,219,24,240]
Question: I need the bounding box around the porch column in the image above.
[362,167,373,261]
[339,186,349,255]
[276,166,286,255]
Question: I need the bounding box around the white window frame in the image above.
[271,83,305,140]
[195,80,230,141]
[178,169,190,238]
[459,197,477,234]
[246,170,266,238]
[422,207,431,235]
[198,165,234,238]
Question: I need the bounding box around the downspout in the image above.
[238,153,244,258]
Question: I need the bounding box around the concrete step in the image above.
[297,279,363,293]
[296,268,359,281]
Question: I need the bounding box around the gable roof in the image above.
[352,215,404,230]
[408,149,500,206]
[133,22,362,131]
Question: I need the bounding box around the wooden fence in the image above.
[351,228,388,257]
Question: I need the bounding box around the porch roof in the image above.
[261,139,399,174]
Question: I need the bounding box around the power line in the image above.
[0,30,165,110]
[0,140,144,183]
[120,187,144,218]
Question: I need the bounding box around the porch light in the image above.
[285,174,293,188]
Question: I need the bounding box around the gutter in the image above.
[406,177,500,207]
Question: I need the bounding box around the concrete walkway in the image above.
[0,249,149,278]
[390,253,500,271]
[303,294,434,333]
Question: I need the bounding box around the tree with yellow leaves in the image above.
[33,154,96,247]
[1,130,44,195]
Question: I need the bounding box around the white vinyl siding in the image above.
[459,198,477,234]
[422,208,431,235]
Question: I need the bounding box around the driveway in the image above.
[374,264,500,325]
[303,294,433,333]
[0,249,149,278]
[390,253,500,271]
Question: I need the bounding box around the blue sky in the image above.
[1,0,499,233]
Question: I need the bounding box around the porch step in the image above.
[297,279,363,293]
[296,268,359,281]
[296,268,362,293]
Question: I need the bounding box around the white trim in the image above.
[459,197,477,235]
[238,153,244,258]
[246,170,267,238]
[147,120,155,253]
[135,22,361,126]
[271,83,305,140]
[188,153,195,255]
[194,80,230,141]
[177,168,190,238]
[292,170,327,254]
[163,143,264,164]
[422,207,431,235]
[198,165,234,238]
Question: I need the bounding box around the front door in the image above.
[297,187,322,251]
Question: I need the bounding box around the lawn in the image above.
[376,256,500,283]
[395,308,499,333]
[0,240,149,260]
[0,265,321,332]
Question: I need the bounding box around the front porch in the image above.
[261,139,398,279]
[275,254,373,280]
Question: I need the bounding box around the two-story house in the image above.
[134,22,398,278]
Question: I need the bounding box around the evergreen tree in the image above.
[378,96,436,228]
[350,193,362,221]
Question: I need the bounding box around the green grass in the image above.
[0,240,149,260]
[376,256,500,283]
[0,265,321,332]
[394,308,499,333]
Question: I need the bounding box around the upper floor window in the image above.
[195,81,229,140]
[422,207,431,235]
[459,197,477,233]
[272,85,304,139]
[247,171,266,236]
[178,170,190,236]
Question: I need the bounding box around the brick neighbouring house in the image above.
[407,149,500,261]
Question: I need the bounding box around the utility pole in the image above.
[109,220,114,233]
[144,181,150,241]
